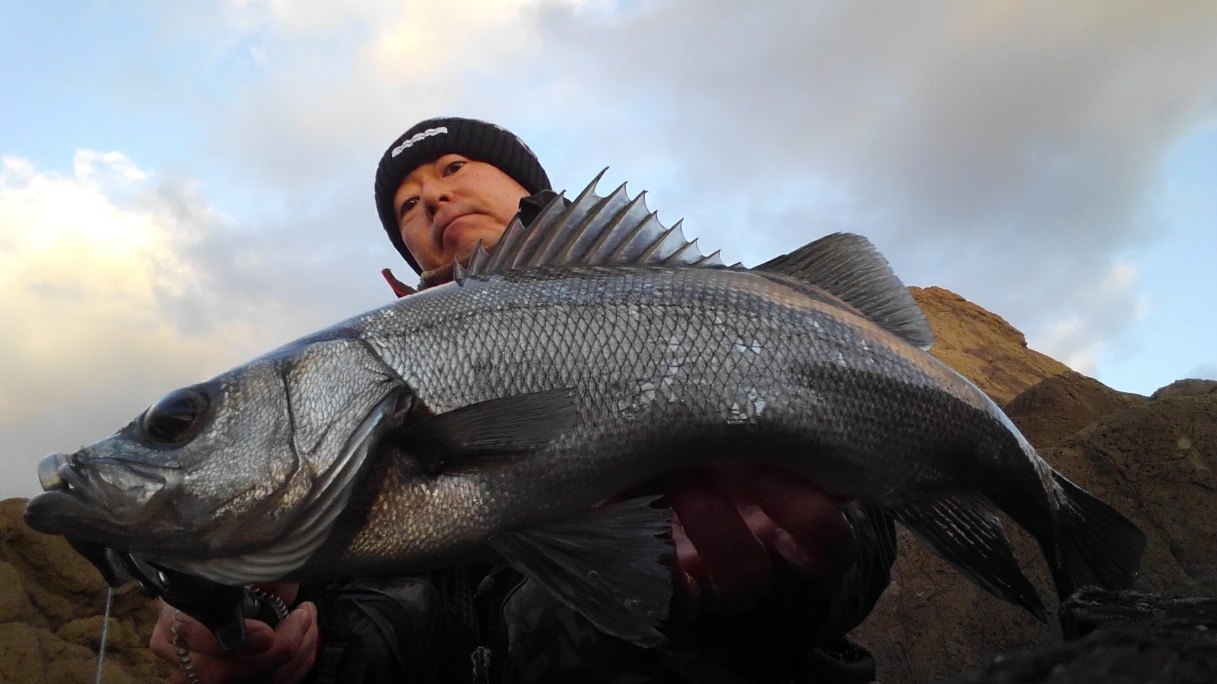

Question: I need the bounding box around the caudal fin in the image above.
[1045,472,1146,600]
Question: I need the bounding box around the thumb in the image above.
[237,620,277,655]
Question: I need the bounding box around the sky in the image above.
[2,0,1215,500]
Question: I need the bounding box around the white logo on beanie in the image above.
[391,127,448,157]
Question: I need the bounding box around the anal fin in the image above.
[488,496,673,647]
[892,496,1047,622]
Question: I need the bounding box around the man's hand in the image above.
[667,464,859,617]
[149,583,319,684]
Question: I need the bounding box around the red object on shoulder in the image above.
[381,268,417,298]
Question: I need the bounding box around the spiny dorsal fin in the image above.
[461,169,724,281]
[756,233,934,350]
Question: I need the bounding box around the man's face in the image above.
[395,154,530,273]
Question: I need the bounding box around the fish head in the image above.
[25,336,406,580]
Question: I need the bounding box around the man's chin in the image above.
[446,227,501,264]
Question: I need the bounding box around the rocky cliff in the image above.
[852,288,1216,683]
[1,286,1211,682]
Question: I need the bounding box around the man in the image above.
[150,117,895,683]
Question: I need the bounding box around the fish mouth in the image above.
[26,450,183,541]
[37,452,73,492]
[28,453,98,536]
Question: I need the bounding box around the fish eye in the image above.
[141,388,210,445]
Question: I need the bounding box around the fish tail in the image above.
[1045,471,1146,600]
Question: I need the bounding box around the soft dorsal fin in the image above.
[455,170,724,284]
[756,233,934,350]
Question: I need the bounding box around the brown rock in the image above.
[0,500,159,632]
[948,590,1217,684]
[910,286,1071,404]
[1003,370,1147,447]
[57,616,143,652]
[1151,378,1217,399]
[1052,391,1217,594]
[0,498,111,628]
[0,500,170,683]
[0,622,96,684]
[855,374,1217,683]
[0,560,41,625]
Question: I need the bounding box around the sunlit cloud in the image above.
[0,151,316,496]
[1033,260,1148,375]
[0,152,211,419]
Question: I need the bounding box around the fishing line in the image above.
[93,586,113,684]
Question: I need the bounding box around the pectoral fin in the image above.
[396,389,578,475]
[892,496,1047,622]
[489,496,674,647]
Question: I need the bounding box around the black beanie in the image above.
[374,117,552,273]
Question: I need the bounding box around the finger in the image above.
[272,603,320,684]
[243,611,308,673]
[194,614,305,682]
[148,601,178,662]
[667,475,771,610]
[670,516,708,588]
[753,466,858,575]
[152,600,273,661]
[667,518,705,623]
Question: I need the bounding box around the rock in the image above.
[0,560,41,625]
[1151,378,1217,399]
[1060,588,1217,639]
[57,616,143,652]
[1050,391,1217,595]
[0,499,118,627]
[1003,370,1146,447]
[946,590,1217,684]
[0,622,97,684]
[0,500,170,682]
[910,286,1072,404]
[853,289,1216,684]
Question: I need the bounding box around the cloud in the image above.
[507,0,1217,374]
[0,151,364,498]
[1033,262,1148,374]
[1189,363,1217,381]
[170,0,1217,386]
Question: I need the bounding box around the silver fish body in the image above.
[322,266,1009,565]
[25,176,1145,645]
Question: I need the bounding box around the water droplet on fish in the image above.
[586,570,600,580]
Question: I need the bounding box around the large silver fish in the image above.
[25,174,1145,645]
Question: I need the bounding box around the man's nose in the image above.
[422,183,451,219]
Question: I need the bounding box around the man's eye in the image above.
[401,198,419,215]
[444,161,465,175]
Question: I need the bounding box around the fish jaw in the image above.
[26,440,196,554]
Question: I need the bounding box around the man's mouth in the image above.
[438,213,483,250]
[433,205,474,245]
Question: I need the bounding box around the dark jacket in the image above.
[305,191,897,683]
